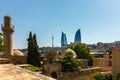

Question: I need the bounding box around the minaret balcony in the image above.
[1,24,14,32]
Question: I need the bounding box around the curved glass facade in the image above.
[61,32,67,47]
[74,29,81,43]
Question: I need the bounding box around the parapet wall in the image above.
[61,67,101,80]
[11,56,27,64]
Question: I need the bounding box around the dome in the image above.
[13,50,24,56]
[63,48,77,58]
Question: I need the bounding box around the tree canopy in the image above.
[68,43,93,66]
[0,33,6,52]
[55,51,81,72]
[93,72,106,80]
[114,70,120,80]
[27,31,40,67]
[72,43,91,59]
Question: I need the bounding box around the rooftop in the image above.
[0,64,56,80]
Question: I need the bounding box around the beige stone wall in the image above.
[61,67,101,80]
[61,72,93,80]
[93,58,105,67]
[93,54,111,67]
[44,63,101,80]
[0,56,27,64]
[44,63,61,80]
[11,56,27,64]
[112,47,120,75]
[78,59,88,68]
[103,54,110,66]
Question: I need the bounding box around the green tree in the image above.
[68,43,93,66]
[88,53,94,66]
[33,34,38,48]
[27,32,40,67]
[73,43,90,59]
[27,32,34,64]
[0,33,6,52]
[56,52,82,72]
[33,34,40,67]
[93,72,106,80]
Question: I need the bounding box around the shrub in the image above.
[93,72,106,80]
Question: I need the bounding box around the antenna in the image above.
[52,34,54,47]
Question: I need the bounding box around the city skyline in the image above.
[0,0,120,49]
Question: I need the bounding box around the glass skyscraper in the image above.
[61,31,67,47]
[74,29,81,43]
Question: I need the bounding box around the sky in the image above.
[0,0,120,49]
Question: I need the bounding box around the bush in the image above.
[93,72,106,80]
[114,71,120,80]
[55,52,82,73]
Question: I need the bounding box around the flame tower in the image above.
[61,31,67,47]
[74,29,81,43]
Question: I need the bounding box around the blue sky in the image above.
[0,0,120,49]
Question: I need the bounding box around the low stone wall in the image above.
[0,58,11,64]
[93,54,111,67]
[93,58,105,67]
[78,59,88,68]
[60,67,101,80]
[11,56,27,64]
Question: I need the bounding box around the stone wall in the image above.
[11,56,27,64]
[78,59,88,68]
[44,62,101,80]
[93,58,105,67]
[112,47,120,75]
[61,67,101,80]
[93,53,111,67]
[0,58,11,64]
[44,63,61,80]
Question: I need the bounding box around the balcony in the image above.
[1,24,14,32]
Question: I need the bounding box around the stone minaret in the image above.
[1,16,14,58]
